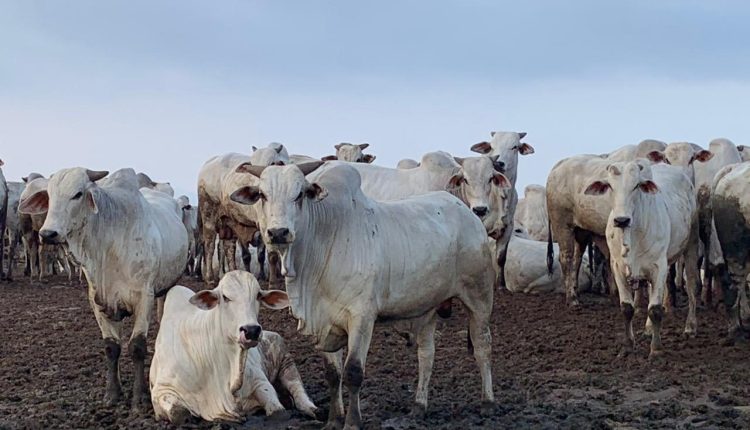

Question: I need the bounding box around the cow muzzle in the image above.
[267,227,293,245]
[39,229,62,244]
[239,324,262,349]
[613,216,631,229]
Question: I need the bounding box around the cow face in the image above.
[470,131,533,181]
[584,161,658,229]
[230,162,326,249]
[449,156,511,234]
[18,168,108,244]
[323,143,376,163]
[251,143,289,166]
[189,270,288,349]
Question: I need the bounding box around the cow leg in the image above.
[129,293,153,410]
[646,263,667,359]
[614,268,635,357]
[322,350,344,429]
[412,313,438,417]
[557,228,585,308]
[682,235,701,337]
[278,351,317,418]
[342,319,374,430]
[737,281,750,327]
[202,229,217,284]
[665,263,677,314]
[87,284,123,404]
[496,244,508,289]
[225,240,238,272]
[6,233,20,281]
[240,243,252,272]
[460,279,495,412]
[257,244,268,282]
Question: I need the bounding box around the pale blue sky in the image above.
[2,1,749,199]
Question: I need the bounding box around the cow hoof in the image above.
[480,401,495,417]
[411,403,427,419]
[648,349,664,361]
[567,298,580,309]
[682,330,697,339]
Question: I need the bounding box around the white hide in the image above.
[513,184,548,241]
[505,235,592,294]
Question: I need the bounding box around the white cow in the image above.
[176,195,200,276]
[19,168,188,408]
[513,185,548,241]
[396,158,420,169]
[136,172,175,197]
[3,181,24,280]
[150,271,316,423]
[469,131,534,186]
[737,145,750,162]
[322,143,376,163]
[584,160,700,358]
[505,235,592,294]
[230,163,496,428]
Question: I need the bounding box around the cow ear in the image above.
[639,180,659,194]
[274,144,284,154]
[334,143,344,151]
[257,290,289,310]
[447,174,465,190]
[86,170,108,182]
[18,190,49,215]
[86,189,99,213]
[252,145,258,152]
[584,181,611,195]
[470,141,492,154]
[491,173,511,188]
[519,143,535,155]
[321,155,338,161]
[518,132,527,139]
[647,151,668,164]
[190,290,220,310]
[306,183,328,201]
[692,150,713,163]
[362,154,376,163]
[230,186,262,205]
[358,143,369,150]
[738,145,745,152]
[490,131,496,137]
[22,176,29,183]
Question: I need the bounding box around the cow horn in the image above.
[453,157,464,166]
[296,161,325,176]
[86,169,109,182]
[236,162,267,178]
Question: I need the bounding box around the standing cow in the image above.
[19,168,188,408]
[230,163,496,428]
[584,160,700,358]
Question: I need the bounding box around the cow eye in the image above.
[71,191,83,200]
[222,295,231,303]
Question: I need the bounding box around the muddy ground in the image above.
[1,275,749,430]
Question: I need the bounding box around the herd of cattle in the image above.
[2,133,750,427]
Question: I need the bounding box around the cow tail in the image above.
[587,243,595,282]
[467,329,474,355]
[546,219,554,277]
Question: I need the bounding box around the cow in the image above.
[505,234,592,294]
[513,184,548,241]
[150,271,317,423]
[136,172,175,197]
[197,143,288,284]
[176,195,200,276]
[230,162,496,428]
[0,159,6,280]
[737,145,750,162]
[322,143,376,163]
[546,140,667,307]
[3,181,24,281]
[584,160,700,358]
[18,168,188,409]
[712,162,750,344]
[396,158,420,169]
[469,131,534,186]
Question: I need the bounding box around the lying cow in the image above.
[585,160,700,358]
[230,162,495,428]
[19,168,188,408]
[505,235,592,294]
[150,270,317,423]
[322,143,376,163]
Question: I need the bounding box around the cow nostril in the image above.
[472,206,489,217]
[267,228,290,244]
[613,217,631,228]
[241,325,262,341]
[39,230,59,243]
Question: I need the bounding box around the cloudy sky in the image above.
[2,1,749,199]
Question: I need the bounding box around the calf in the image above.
[585,160,699,358]
[150,270,316,423]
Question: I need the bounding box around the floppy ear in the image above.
[358,143,369,150]
[361,154,376,163]
[584,181,611,195]
[86,170,108,182]
[258,289,289,310]
[471,141,492,154]
[447,174,465,190]
[18,190,50,215]
[518,132,527,139]
[230,186,262,205]
[190,290,220,310]
[692,150,713,163]
[639,180,659,194]
[491,173,511,188]
[519,143,534,155]
[305,183,328,201]
[321,155,338,161]
[86,189,100,213]
[647,151,668,164]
